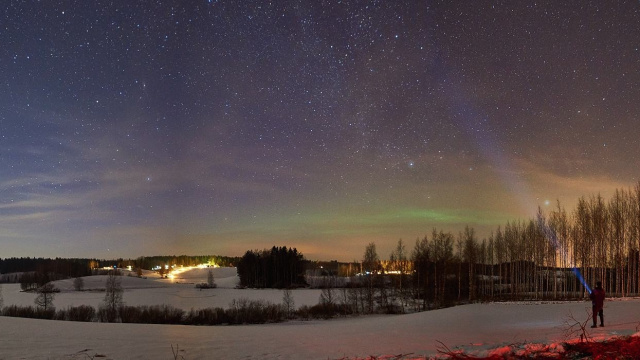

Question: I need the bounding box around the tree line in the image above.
[346,181,640,311]
[0,258,97,283]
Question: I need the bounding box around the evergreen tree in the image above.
[207,269,216,288]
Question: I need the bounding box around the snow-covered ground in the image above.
[2,267,324,311]
[1,268,640,359]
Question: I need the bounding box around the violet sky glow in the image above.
[1,1,640,261]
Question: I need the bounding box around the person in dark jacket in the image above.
[589,281,605,328]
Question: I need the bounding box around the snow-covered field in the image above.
[2,268,640,359]
[2,267,324,311]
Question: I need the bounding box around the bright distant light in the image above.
[198,262,218,268]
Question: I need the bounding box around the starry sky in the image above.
[2,1,640,261]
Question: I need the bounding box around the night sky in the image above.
[2,1,640,261]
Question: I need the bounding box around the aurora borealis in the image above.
[2,1,640,261]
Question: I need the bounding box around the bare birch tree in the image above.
[34,283,58,310]
[102,271,123,322]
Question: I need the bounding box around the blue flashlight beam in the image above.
[537,214,592,294]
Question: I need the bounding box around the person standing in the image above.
[590,281,605,328]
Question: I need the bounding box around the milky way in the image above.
[2,1,639,260]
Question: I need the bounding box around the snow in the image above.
[2,269,640,359]
[2,268,324,311]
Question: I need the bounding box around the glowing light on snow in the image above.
[197,262,218,268]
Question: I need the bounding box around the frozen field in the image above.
[2,267,324,311]
[1,268,640,359]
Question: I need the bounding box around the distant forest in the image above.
[0,258,98,282]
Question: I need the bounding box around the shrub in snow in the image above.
[296,305,311,320]
[307,302,354,319]
[184,307,228,325]
[119,305,185,325]
[226,298,285,324]
[73,277,84,291]
[2,305,55,320]
[195,282,217,289]
[56,305,96,322]
[308,303,336,319]
[381,303,403,314]
[97,305,113,322]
